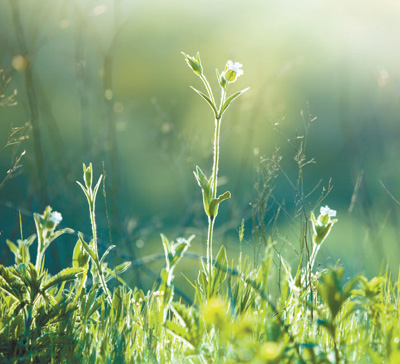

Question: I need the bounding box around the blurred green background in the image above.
[1,0,400,291]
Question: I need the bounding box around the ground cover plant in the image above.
[1,54,400,364]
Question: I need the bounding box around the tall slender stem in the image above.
[212,117,221,198]
[89,203,98,257]
[89,199,112,305]
[207,216,214,292]
[206,117,221,287]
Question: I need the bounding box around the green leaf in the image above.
[208,191,231,218]
[93,174,103,203]
[73,239,90,268]
[193,166,208,191]
[210,245,228,295]
[161,234,171,269]
[76,181,91,204]
[194,166,213,217]
[86,296,103,321]
[49,228,74,243]
[220,87,249,116]
[317,268,359,321]
[190,86,217,116]
[6,240,18,255]
[197,267,208,296]
[82,284,100,318]
[164,320,195,350]
[0,275,21,301]
[100,245,116,266]
[114,261,132,275]
[78,233,97,262]
[42,267,85,291]
[104,262,131,285]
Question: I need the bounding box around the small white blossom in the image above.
[320,205,336,217]
[223,60,244,83]
[50,211,62,224]
[226,60,244,77]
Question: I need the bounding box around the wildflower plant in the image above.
[77,163,131,305]
[182,52,249,295]
[308,205,338,274]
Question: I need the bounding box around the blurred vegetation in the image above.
[1,0,400,292]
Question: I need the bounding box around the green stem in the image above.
[205,116,222,294]
[89,199,112,305]
[309,243,321,274]
[207,216,214,294]
[96,259,112,305]
[89,203,98,257]
[212,117,221,198]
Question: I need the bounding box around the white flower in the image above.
[50,211,62,224]
[226,60,244,77]
[320,205,336,217]
[223,60,244,83]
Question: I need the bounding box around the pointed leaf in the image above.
[193,166,209,191]
[220,87,249,116]
[161,234,171,269]
[208,191,231,218]
[77,181,92,207]
[194,166,213,216]
[211,245,228,294]
[73,239,90,268]
[93,174,103,202]
[42,267,85,291]
[104,263,132,286]
[78,233,97,262]
[190,86,217,116]
[100,245,116,265]
[6,240,18,255]
[114,261,132,274]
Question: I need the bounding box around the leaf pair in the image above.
[190,86,249,119]
[193,166,230,219]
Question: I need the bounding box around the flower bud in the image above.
[83,163,93,189]
[182,51,203,76]
[219,74,227,88]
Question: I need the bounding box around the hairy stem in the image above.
[89,199,112,305]
[212,117,221,198]
[207,216,214,293]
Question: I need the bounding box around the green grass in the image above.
[1,193,400,363]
